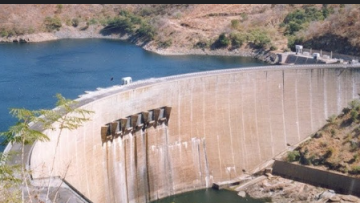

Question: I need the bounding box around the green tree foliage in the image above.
[249,29,271,48]
[349,99,360,110]
[287,150,300,162]
[0,93,93,202]
[282,7,327,35]
[106,16,135,33]
[230,32,246,48]
[214,33,230,48]
[44,16,62,32]
[193,40,209,49]
[0,153,21,203]
[137,22,156,40]
[102,9,157,41]
[287,35,304,51]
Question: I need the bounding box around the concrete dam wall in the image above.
[29,64,360,203]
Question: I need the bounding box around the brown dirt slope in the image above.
[1,4,360,55]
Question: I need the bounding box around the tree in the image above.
[0,93,93,202]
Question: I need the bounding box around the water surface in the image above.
[150,188,267,203]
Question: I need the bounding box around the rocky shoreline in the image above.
[0,25,280,64]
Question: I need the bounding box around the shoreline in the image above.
[0,25,280,64]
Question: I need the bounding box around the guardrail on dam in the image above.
[28,64,360,203]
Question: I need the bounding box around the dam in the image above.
[24,64,360,202]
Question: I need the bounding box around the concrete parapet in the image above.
[272,160,360,196]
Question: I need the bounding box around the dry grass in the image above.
[1,4,360,54]
[287,99,360,177]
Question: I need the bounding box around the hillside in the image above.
[1,4,360,56]
[285,98,360,177]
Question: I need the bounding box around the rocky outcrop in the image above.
[0,32,58,43]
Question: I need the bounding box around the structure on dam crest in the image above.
[19,64,360,202]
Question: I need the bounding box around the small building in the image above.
[295,45,303,55]
[121,77,132,85]
[313,53,320,60]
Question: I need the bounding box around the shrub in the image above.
[348,99,360,110]
[230,32,246,48]
[88,18,97,25]
[287,150,300,162]
[269,45,277,51]
[330,129,336,137]
[106,17,134,33]
[0,29,9,37]
[350,165,360,174]
[324,147,335,159]
[231,19,240,29]
[240,13,248,22]
[55,4,63,14]
[194,40,209,49]
[249,29,271,48]
[350,109,359,123]
[353,154,360,162]
[214,33,230,48]
[287,35,303,50]
[44,16,62,32]
[158,39,172,48]
[72,18,79,27]
[350,140,359,152]
[137,22,156,40]
[27,27,35,34]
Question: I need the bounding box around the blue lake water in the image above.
[0,38,267,151]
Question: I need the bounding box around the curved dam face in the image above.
[30,65,360,203]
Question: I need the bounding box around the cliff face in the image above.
[2,4,359,56]
[30,65,360,203]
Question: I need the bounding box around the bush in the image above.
[350,109,359,123]
[215,33,230,48]
[55,4,63,14]
[0,29,9,37]
[249,29,271,48]
[88,18,98,25]
[106,17,134,33]
[240,13,248,22]
[350,165,360,174]
[44,16,62,31]
[194,40,209,49]
[72,18,79,27]
[137,22,156,40]
[287,150,300,162]
[348,99,360,110]
[287,35,303,50]
[231,19,240,29]
[230,32,246,48]
[326,114,337,124]
[269,45,277,51]
[158,39,172,48]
